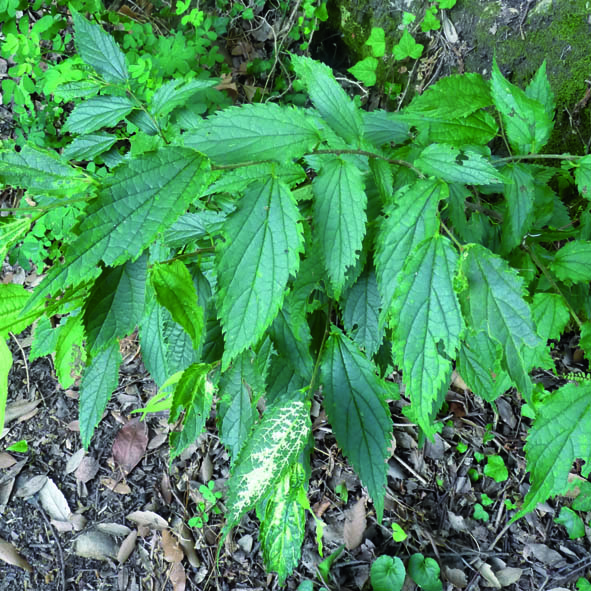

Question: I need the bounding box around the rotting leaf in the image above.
[112,419,148,475]
[161,529,184,563]
[343,497,367,550]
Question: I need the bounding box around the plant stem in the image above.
[308,301,333,395]
[440,220,463,251]
[496,153,582,164]
[312,149,424,177]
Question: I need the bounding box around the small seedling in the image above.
[391,522,408,542]
[473,503,489,522]
[554,506,585,539]
[188,480,222,528]
[6,439,28,453]
[484,455,508,483]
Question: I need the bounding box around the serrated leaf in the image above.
[456,330,512,402]
[163,210,227,248]
[370,555,405,591]
[292,54,363,144]
[71,8,128,83]
[29,316,59,363]
[415,144,504,185]
[348,57,378,87]
[55,314,86,389]
[320,328,392,521]
[184,103,320,165]
[150,260,203,349]
[259,465,307,584]
[460,245,540,400]
[312,155,367,296]
[0,218,30,264]
[550,241,591,283]
[393,30,423,60]
[365,27,386,57]
[63,132,118,161]
[63,96,135,135]
[500,163,535,253]
[491,59,553,154]
[26,147,210,309]
[406,73,492,119]
[342,267,383,357]
[266,357,308,407]
[52,79,103,102]
[554,506,585,539]
[216,178,303,368]
[169,363,215,459]
[150,77,217,119]
[391,235,463,437]
[225,397,311,526]
[517,382,591,518]
[575,154,591,200]
[0,284,44,338]
[79,341,122,449]
[531,293,570,341]
[83,254,147,354]
[362,111,410,147]
[218,349,266,461]
[375,179,444,326]
[524,60,555,116]
[0,144,88,195]
[0,339,12,435]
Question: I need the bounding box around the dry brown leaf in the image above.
[65,448,85,474]
[127,510,168,530]
[117,530,138,564]
[39,478,71,521]
[443,565,468,588]
[101,478,131,495]
[75,530,117,561]
[0,537,32,571]
[495,567,522,586]
[161,472,172,505]
[0,452,16,468]
[169,561,186,591]
[74,456,100,483]
[161,529,184,563]
[4,400,40,424]
[15,474,48,499]
[97,523,132,537]
[173,519,200,568]
[112,419,148,476]
[148,433,167,450]
[475,560,501,589]
[343,497,366,550]
[67,420,80,431]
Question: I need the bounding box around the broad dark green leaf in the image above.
[72,8,128,83]
[370,555,405,591]
[391,236,463,437]
[407,553,443,591]
[29,316,60,362]
[531,293,570,341]
[169,363,215,459]
[83,254,147,354]
[216,177,303,368]
[460,244,540,401]
[63,132,118,161]
[150,260,203,349]
[292,54,363,144]
[150,77,217,119]
[79,341,122,449]
[52,79,103,102]
[0,284,44,338]
[163,210,226,248]
[550,241,591,283]
[184,103,320,164]
[375,179,444,326]
[362,110,410,147]
[312,155,367,297]
[320,328,392,521]
[63,96,135,135]
[500,163,535,253]
[575,154,591,200]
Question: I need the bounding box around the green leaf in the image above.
[29,316,59,362]
[79,341,122,449]
[525,60,555,116]
[405,73,492,119]
[456,330,512,402]
[460,245,540,401]
[581,322,591,364]
[348,57,378,87]
[225,396,311,527]
[83,255,147,354]
[342,267,383,357]
[216,178,303,368]
[415,144,504,185]
[55,314,86,389]
[0,339,12,435]
[393,30,423,60]
[259,464,307,585]
[184,103,320,165]
[391,523,408,542]
[63,132,118,161]
[365,27,386,57]
[150,77,217,119]
[52,79,103,102]
[484,455,508,482]
[292,54,363,144]
[531,293,570,341]
[370,555,405,591]
[218,349,266,461]
[473,503,489,522]
[150,260,203,349]
[0,284,44,338]
[320,328,393,521]
[490,59,553,154]
[169,363,215,459]
[391,235,463,437]
[312,155,367,297]
[162,210,226,248]
[63,96,135,135]
[0,218,30,264]
[6,440,27,453]
[26,147,210,309]
[362,111,410,146]
[554,506,585,539]
[518,383,591,517]
[421,7,440,32]
[575,154,591,200]
[407,553,443,591]
[550,241,591,283]
[71,8,128,83]
[0,144,88,195]
[500,163,535,253]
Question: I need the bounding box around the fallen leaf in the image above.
[4,400,40,423]
[117,530,137,564]
[495,567,522,586]
[112,419,148,476]
[74,456,99,483]
[15,474,48,499]
[161,529,184,563]
[169,561,186,591]
[39,478,71,521]
[65,449,85,474]
[344,497,366,550]
[173,519,200,568]
[75,530,117,561]
[0,537,32,571]
[476,560,501,589]
[444,565,468,587]
[0,452,16,468]
[97,523,132,537]
[101,478,131,495]
[127,510,168,530]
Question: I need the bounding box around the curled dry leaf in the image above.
[101,477,131,495]
[173,518,200,568]
[97,523,132,537]
[495,567,523,586]
[0,537,32,572]
[161,529,184,563]
[117,530,138,564]
[344,497,367,550]
[74,456,100,483]
[4,400,40,424]
[112,419,148,476]
[39,478,72,521]
[65,448,85,474]
[127,510,168,530]
[15,474,48,499]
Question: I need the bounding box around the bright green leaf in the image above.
[365,27,386,57]
[0,284,44,338]
[362,111,410,146]
[473,503,489,522]
[524,60,555,116]
[348,57,378,87]
[500,163,535,253]
[393,30,423,61]
[0,339,12,435]
[421,7,440,32]
[391,523,408,542]
[550,241,591,283]
[63,132,118,161]
[55,314,86,389]
[0,218,30,264]
[63,96,135,135]
[575,154,591,200]
[484,455,508,482]
[150,77,217,119]
[29,316,59,362]
[407,553,443,591]
[6,440,28,453]
[554,506,585,539]
[320,328,392,522]
[370,555,405,591]
[531,293,570,341]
